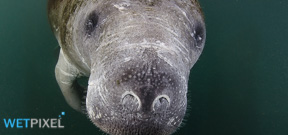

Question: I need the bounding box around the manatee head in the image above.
[51,0,205,134]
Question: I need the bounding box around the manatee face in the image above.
[51,0,205,134]
[77,1,206,134]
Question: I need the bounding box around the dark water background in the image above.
[0,0,288,135]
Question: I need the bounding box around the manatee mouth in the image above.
[96,119,172,135]
[86,57,187,135]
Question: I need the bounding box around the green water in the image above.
[0,0,288,135]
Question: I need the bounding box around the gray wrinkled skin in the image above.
[48,0,205,134]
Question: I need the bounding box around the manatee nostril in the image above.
[121,91,141,111]
[152,95,170,112]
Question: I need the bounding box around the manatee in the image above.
[48,0,206,134]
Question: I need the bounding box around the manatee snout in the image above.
[87,57,187,134]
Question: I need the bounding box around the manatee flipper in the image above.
[55,49,86,113]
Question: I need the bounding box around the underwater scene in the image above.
[0,0,288,135]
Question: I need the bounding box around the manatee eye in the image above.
[85,12,98,36]
[192,22,205,48]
